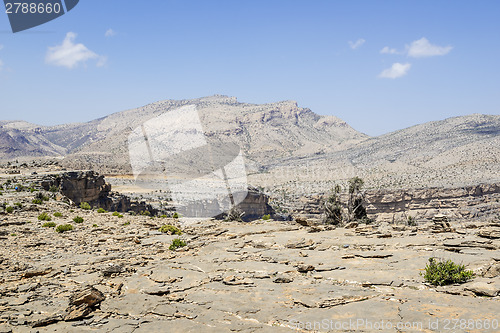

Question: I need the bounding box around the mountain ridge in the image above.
[1,95,499,191]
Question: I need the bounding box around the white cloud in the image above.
[105,29,116,37]
[96,56,107,67]
[348,38,365,50]
[407,37,452,58]
[45,32,101,69]
[380,46,398,54]
[379,62,411,79]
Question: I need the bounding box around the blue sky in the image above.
[0,0,499,136]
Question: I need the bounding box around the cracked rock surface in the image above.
[0,184,499,332]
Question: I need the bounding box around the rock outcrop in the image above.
[232,186,277,221]
[41,171,156,215]
[39,171,277,221]
[292,183,500,223]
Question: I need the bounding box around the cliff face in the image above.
[365,183,500,222]
[292,183,500,223]
[40,171,277,221]
[41,171,156,215]
[234,187,277,221]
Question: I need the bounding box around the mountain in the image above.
[0,121,66,158]
[254,113,500,194]
[0,95,367,173]
[1,96,499,191]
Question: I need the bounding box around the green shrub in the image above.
[42,222,56,228]
[73,216,84,223]
[160,215,168,218]
[49,185,59,192]
[421,257,474,286]
[5,206,14,213]
[14,184,26,191]
[407,216,417,226]
[56,224,73,233]
[172,212,180,219]
[10,233,16,237]
[53,212,63,217]
[140,210,151,216]
[112,211,123,218]
[97,208,107,213]
[14,202,22,208]
[123,221,130,226]
[32,199,43,205]
[80,202,91,210]
[262,214,271,220]
[38,213,52,221]
[169,238,186,250]
[92,224,98,227]
[159,225,182,235]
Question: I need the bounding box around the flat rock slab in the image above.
[464,281,500,297]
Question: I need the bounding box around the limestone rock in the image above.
[69,286,105,307]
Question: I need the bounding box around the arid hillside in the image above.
[1,96,499,192]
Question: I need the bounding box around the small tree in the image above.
[347,177,368,222]
[324,184,343,225]
[225,206,244,222]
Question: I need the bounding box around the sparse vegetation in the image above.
[14,202,22,208]
[42,222,56,228]
[347,176,367,222]
[169,238,186,250]
[49,185,59,192]
[80,202,91,210]
[140,210,151,216]
[172,212,180,219]
[32,192,49,204]
[53,212,63,217]
[321,178,370,225]
[123,221,130,226]
[36,192,49,201]
[97,208,107,213]
[262,214,271,220]
[38,213,52,221]
[159,225,182,235]
[421,257,474,286]
[407,216,417,226]
[73,216,84,223]
[112,211,124,218]
[324,184,343,225]
[55,224,73,233]
[92,224,98,227]
[225,207,244,222]
[6,206,14,213]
